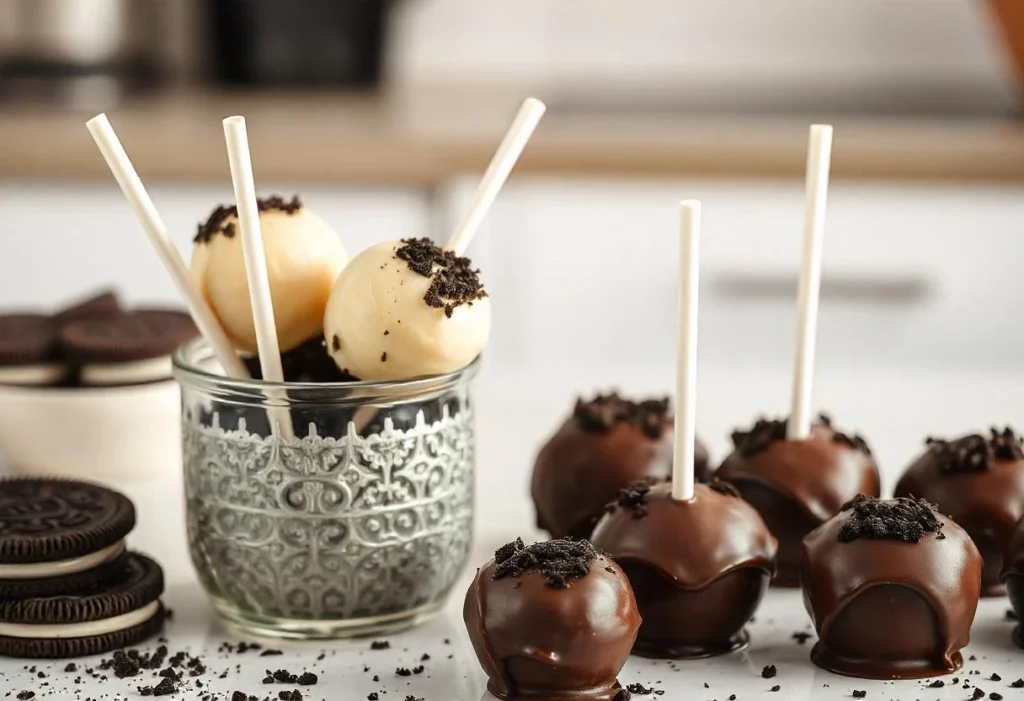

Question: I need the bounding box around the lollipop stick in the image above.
[222,116,293,438]
[85,114,249,380]
[444,97,546,256]
[672,200,701,502]
[788,124,833,440]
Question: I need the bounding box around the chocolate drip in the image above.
[716,419,880,587]
[1003,517,1024,649]
[464,543,640,700]
[591,481,777,659]
[803,497,982,679]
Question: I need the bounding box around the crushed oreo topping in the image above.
[926,427,1024,474]
[731,417,787,456]
[838,495,944,544]
[194,195,302,243]
[574,393,671,440]
[492,537,599,588]
[731,413,871,457]
[394,238,487,317]
[831,430,873,456]
[612,479,657,518]
[708,478,740,497]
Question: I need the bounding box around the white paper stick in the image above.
[222,116,293,438]
[788,124,833,440]
[85,114,249,380]
[672,200,701,502]
[444,97,546,256]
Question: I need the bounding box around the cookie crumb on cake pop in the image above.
[731,414,872,458]
[492,537,598,588]
[837,495,944,544]
[574,394,671,439]
[708,479,741,497]
[465,535,639,701]
[926,428,1024,474]
[394,238,487,318]
[612,479,658,518]
[194,195,302,244]
[803,495,982,679]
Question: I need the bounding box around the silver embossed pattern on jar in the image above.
[173,339,477,640]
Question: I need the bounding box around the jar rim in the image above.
[172,337,482,399]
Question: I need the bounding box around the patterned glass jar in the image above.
[172,339,478,640]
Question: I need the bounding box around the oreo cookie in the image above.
[58,310,198,386]
[0,478,135,598]
[53,290,121,326]
[0,314,66,386]
[0,552,165,658]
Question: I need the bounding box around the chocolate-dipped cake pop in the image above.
[463,538,640,701]
[716,413,880,586]
[591,479,777,658]
[1003,516,1024,649]
[531,394,710,539]
[803,495,982,679]
[895,427,1024,596]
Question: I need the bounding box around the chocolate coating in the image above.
[1002,516,1024,649]
[895,429,1024,596]
[531,394,709,539]
[716,416,880,586]
[590,481,777,658]
[802,497,983,679]
[464,541,640,701]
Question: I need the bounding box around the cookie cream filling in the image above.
[0,363,68,386]
[0,541,124,579]
[79,355,172,386]
[0,599,160,639]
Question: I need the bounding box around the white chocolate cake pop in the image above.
[191,196,347,354]
[323,238,490,381]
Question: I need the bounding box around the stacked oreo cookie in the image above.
[0,290,197,387]
[0,478,166,658]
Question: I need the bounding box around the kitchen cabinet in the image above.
[2,179,1022,377]
[479,179,1024,374]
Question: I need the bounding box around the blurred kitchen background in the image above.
[1,0,1023,500]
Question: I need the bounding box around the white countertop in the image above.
[1,365,1022,699]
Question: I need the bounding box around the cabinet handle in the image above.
[709,272,932,304]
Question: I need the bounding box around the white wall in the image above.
[390,0,1016,112]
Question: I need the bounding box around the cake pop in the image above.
[803,495,982,679]
[191,195,348,354]
[531,393,710,539]
[895,427,1024,596]
[716,413,880,585]
[593,201,777,658]
[591,479,776,657]
[463,538,640,701]
[323,238,490,381]
[323,98,544,382]
[1003,516,1024,649]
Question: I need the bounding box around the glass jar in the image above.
[172,339,478,640]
